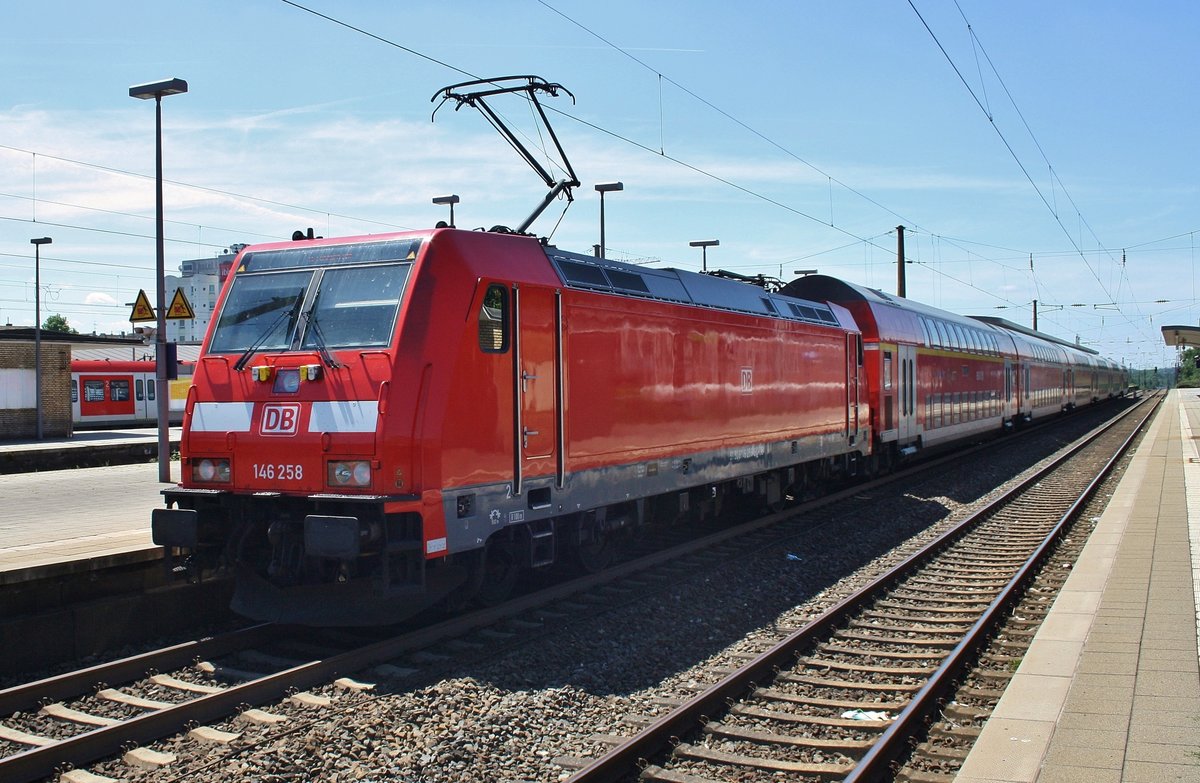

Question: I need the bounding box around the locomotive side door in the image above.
[512,285,562,496]
[897,343,917,442]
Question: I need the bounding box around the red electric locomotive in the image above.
[151,75,1127,626]
[152,229,870,624]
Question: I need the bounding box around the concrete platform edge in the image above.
[956,390,1200,782]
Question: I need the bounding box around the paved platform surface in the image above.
[0,428,179,584]
[958,389,1200,782]
[0,425,182,474]
[0,426,180,453]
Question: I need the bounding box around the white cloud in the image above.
[0,101,1188,366]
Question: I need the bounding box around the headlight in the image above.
[273,368,301,393]
[328,460,372,488]
[193,457,232,483]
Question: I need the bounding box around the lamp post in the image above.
[130,77,187,483]
[30,237,52,440]
[594,181,623,258]
[432,194,460,227]
[689,239,719,272]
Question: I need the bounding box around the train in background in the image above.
[71,360,192,428]
[149,227,1129,626]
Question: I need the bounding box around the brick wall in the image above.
[0,341,73,440]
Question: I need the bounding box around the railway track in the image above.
[563,393,1159,783]
[0,396,1150,783]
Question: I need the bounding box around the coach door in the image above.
[1004,359,1015,420]
[897,343,917,442]
[846,334,860,442]
[512,286,563,496]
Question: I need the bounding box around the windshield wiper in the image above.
[233,297,303,372]
[303,311,343,368]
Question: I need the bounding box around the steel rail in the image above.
[0,623,277,717]
[0,486,858,783]
[845,393,1159,781]
[0,397,1152,783]
[565,394,1158,783]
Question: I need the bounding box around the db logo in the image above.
[260,403,302,436]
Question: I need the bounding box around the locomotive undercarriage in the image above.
[154,490,449,625]
[448,450,868,608]
[152,442,869,625]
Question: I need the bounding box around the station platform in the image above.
[0,429,179,585]
[0,426,181,474]
[958,388,1200,782]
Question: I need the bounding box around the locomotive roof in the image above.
[544,249,853,331]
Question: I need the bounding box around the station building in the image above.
[0,329,145,440]
[163,245,242,344]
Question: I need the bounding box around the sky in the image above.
[1,0,1197,370]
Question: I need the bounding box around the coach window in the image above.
[136,379,145,401]
[83,381,104,402]
[478,284,509,353]
[147,381,155,400]
[111,380,130,402]
[71,381,78,404]
[882,351,893,390]
[953,324,967,351]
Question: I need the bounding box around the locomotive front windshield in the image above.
[208,239,419,355]
[208,272,309,354]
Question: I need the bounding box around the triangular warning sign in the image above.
[129,289,156,322]
[166,288,196,320]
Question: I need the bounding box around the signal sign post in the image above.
[167,288,195,320]
[130,289,156,323]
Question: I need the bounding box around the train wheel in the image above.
[476,539,518,606]
[573,534,616,574]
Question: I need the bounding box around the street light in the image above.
[689,239,719,272]
[594,181,623,258]
[432,194,460,227]
[30,237,52,440]
[130,77,187,483]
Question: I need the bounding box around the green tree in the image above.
[42,313,78,334]
[1177,347,1200,388]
